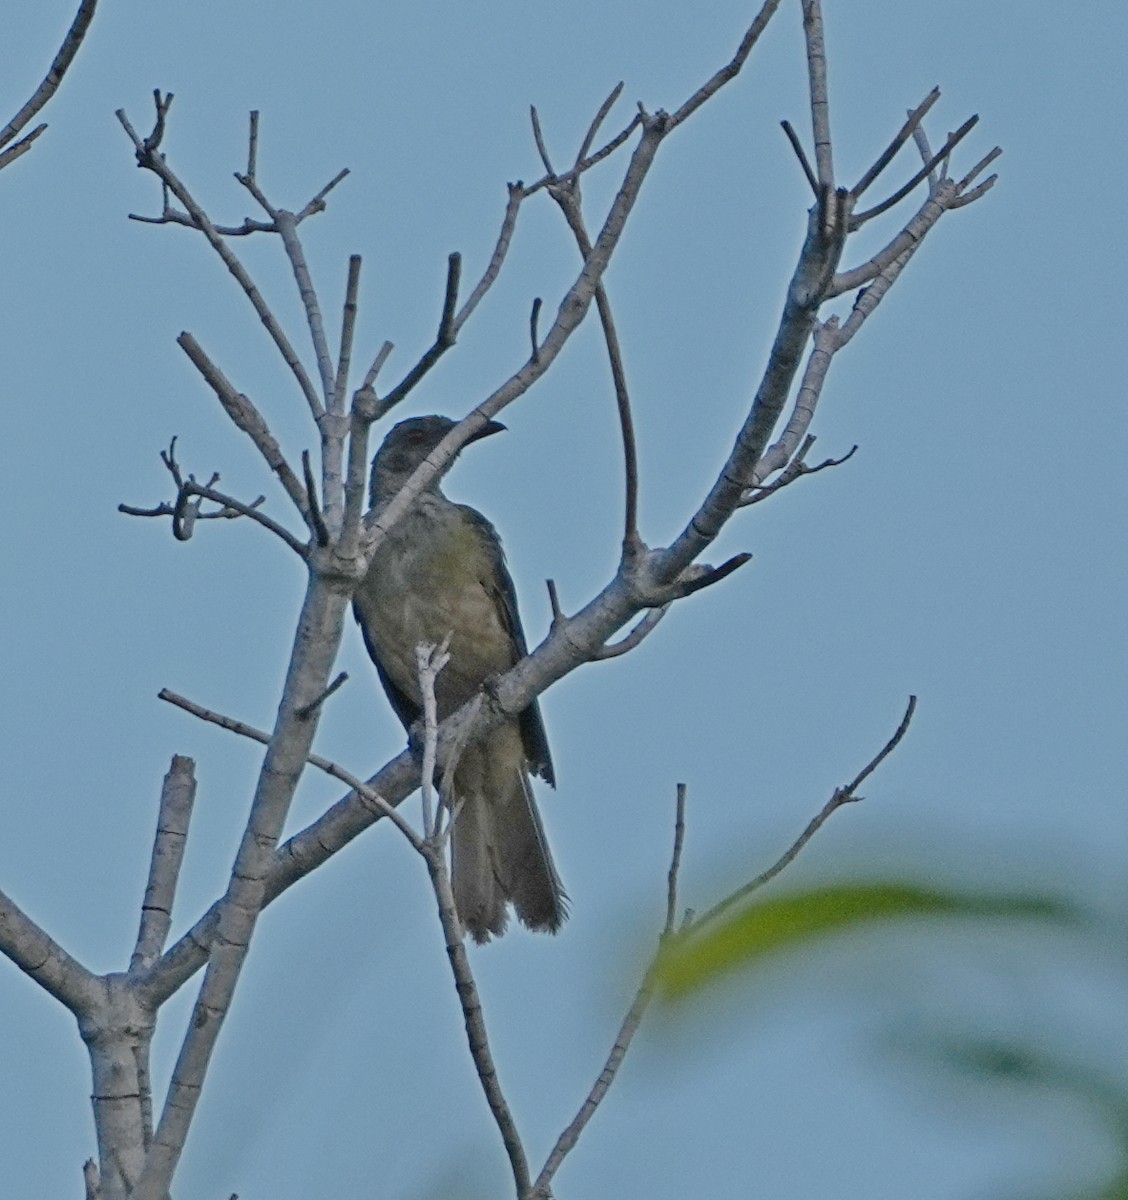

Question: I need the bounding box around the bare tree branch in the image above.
[0,887,100,1015]
[801,0,835,185]
[414,644,531,1197]
[295,671,349,719]
[156,689,422,849]
[302,449,329,547]
[668,0,784,128]
[850,114,979,227]
[361,341,395,393]
[100,22,994,1194]
[176,333,313,528]
[0,0,99,158]
[574,81,625,170]
[0,125,47,172]
[666,783,688,936]
[453,184,526,333]
[119,440,308,555]
[691,696,917,933]
[740,437,857,506]
[340,385,380,558]
[594,606,669,660]
[135,568,353,1197]
[532,785,690,1198]
[851,87,941,199]
[521,115,642,198]
[377,252,462,418]
[546,182,642,556]
[530,105,554,176]
[334,255,362,413]
[528,296,543,362]
[130,757,197,973]
[780,119,818,194]
[275,208,336,405]
[117,96,326,421]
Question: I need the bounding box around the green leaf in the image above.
[656,881,1073,1001]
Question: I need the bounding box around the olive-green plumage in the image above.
[353,416,565,942]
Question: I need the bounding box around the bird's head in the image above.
[368,414,506,506]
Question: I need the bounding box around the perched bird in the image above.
[353,415,566,942]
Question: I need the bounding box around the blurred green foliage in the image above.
[656,880,1072,1001]
[652,876,1127,1199]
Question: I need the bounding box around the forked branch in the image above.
[0,0,99,169]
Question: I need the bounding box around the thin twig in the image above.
[0,0,99,154]
[276,209,335,403]
[302,449,329,546]
[127,209,276,236]
[594,606,669,659]
[0,125,46,171]
[246,109,259,178]
[533,784,691,1197]
[545,578,564,626]
[574,81,625,169]
[415,641,451,839]
[666,784,688,935]
[83,1159,99,1200]
[378,253,462,418]
[362,341,395,393]
[529,297,542,363]
[333,255,362,413]
[668,0,784,129]
[841,694,917,793]
[414,645,531,1197]
[530,105,554,175]
[521,115,643,198]
[130,756,197,972]
[851,87,941,199]
[691,696,918,933]
[157,689,422,848]
[295,167,350,221]
[118,98,326,420]
[453,184,524,333]
[780,119,817,194]
[296,672,348,719]
[951,175,998,208]
[119,477,308,558]
[651,554,752,603]
[740,440,857,506]
[340,384,380,555]
[956,145,1002,193]
[170,335,311,513]
[801,0,834,185]
[851,114,979,227]
[547,185,641,555]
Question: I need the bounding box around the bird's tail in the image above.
[449,727,566,943]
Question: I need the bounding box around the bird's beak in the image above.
[467,419,507,444]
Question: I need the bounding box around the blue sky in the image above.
[2,2,1126,1197]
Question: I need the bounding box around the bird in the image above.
[353,414,566,943]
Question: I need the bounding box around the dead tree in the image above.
[0,2,997,1196]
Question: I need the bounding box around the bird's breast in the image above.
[358,510,514,715]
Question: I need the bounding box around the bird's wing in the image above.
[460,504,556,788]
[352,599,422,731]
